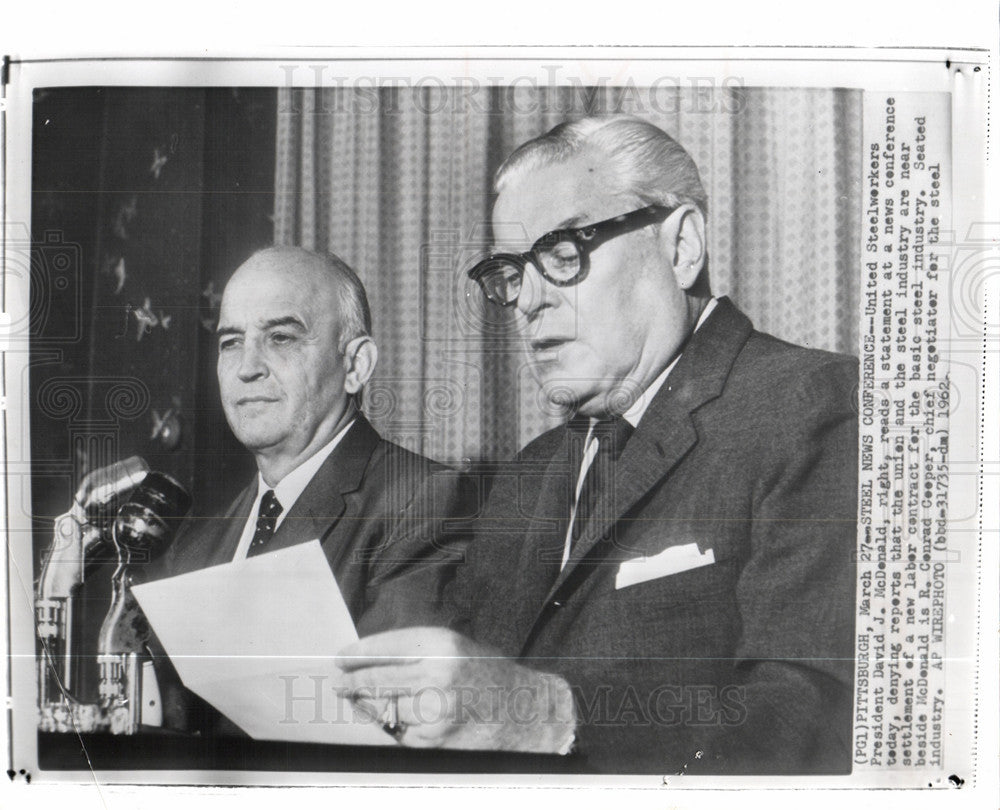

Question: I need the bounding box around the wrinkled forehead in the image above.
[491,149,625,248]
[220,260,338,325]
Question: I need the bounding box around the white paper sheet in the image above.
[132,540,393,746]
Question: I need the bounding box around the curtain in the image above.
[274,86,861,466]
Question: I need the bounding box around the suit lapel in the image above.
[523,298,755,641]
[264,416,380,554]
[542,405,698,603]
[173,483,255,573]
[497,428,576,645]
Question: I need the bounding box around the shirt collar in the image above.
[621,297,718,428]
[255,417,357,518]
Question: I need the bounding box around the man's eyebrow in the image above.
[259,315,307,331]
[215,316,307,337]
[492,214,588,251]
[553,214,587,230]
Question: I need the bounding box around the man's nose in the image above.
[514,259,554,322]
[236,341,268,382]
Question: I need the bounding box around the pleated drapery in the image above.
[274,86,862,466]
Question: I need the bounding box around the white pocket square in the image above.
[615,543,716,590]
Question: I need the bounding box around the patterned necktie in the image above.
[568,416,635,550]
[248,489,283,556]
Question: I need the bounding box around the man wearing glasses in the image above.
[338,115,858,774]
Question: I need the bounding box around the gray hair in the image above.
[322,251,373,354]
[494,115,708,217]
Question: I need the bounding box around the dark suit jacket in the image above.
[448,298,859,775]
[149,415,472,733]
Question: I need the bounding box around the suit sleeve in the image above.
[689,358,859,774]
[356,468,476,636]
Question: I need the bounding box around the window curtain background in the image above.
[274,86,861,466]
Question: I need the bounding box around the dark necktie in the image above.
[248,489,283,556]
[568,416,635,552]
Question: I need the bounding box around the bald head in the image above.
[230,246,372,352]
[216,246,378,485]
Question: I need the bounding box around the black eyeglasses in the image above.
[467,204,677,307]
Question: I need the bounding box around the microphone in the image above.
[74,456,150,525]
[38,456,150,602]
[36,457,160,718]
[97,471,192,724]
[111,471,193,563]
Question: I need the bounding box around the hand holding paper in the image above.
[336,626,577,753]
[133,540,393,746]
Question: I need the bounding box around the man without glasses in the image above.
[151,246,470,734]
[338,115,858,774]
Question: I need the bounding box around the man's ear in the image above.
[342,336,378,395]
[662,205,707,291]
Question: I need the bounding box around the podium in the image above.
[38,730,588,774]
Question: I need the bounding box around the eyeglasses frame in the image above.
[467,203,680,307]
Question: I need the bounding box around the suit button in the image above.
[551,600,564,609]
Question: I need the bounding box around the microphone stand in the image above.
[96,472,191,734]
[35,457,149,732]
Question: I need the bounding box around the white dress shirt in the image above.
[231,418,357,560]
[560,298,718,569]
